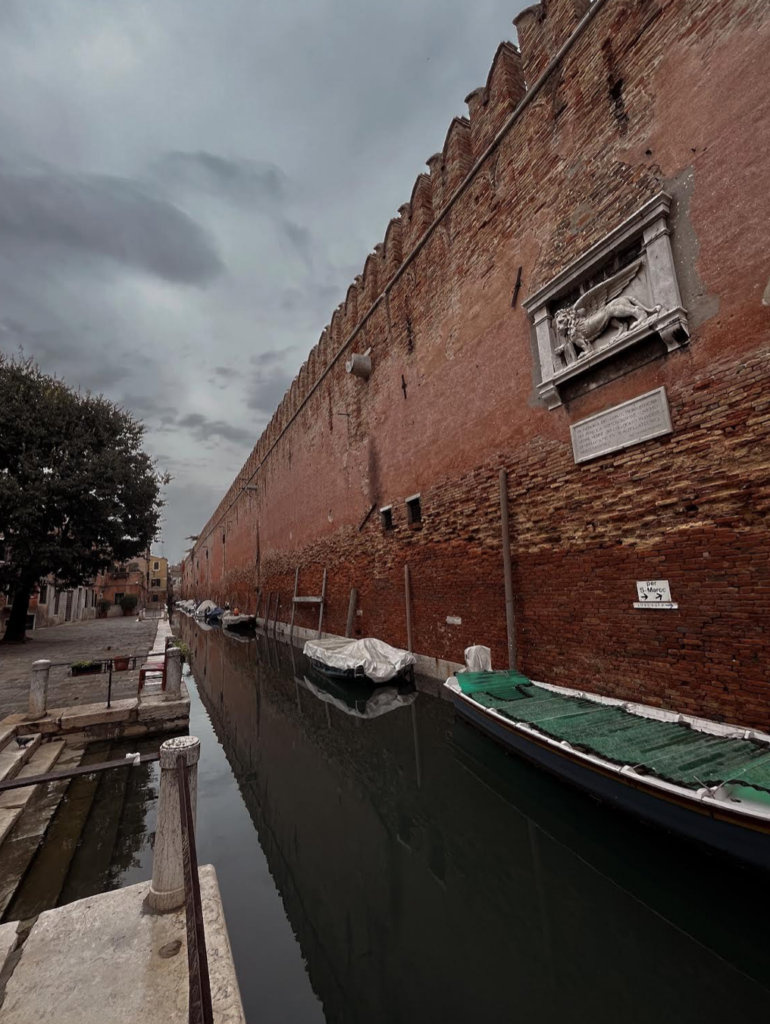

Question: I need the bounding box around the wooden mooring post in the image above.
[317,569,327,638]
[499,468,517,670]
[404,564,413,653]
[289,568,299,643]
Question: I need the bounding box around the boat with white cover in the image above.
[303,636,415,684]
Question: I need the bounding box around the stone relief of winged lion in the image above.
[553,259,661,368]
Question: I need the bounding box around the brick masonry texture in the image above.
[184,0,770,728]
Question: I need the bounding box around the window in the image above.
[151,578,161,588]
[380,506,393,531]
[39,584,48,605]
[115,593,124,604]
[153,561,159,571]
[406,494,422,525]
[152,594,159,603]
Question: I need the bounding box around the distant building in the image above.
[0,578,99,633]
[148,555,168,607]
[168,562,183,602]
[97,557,149,614]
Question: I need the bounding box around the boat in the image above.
[222,612,256,633]
[445,669,770,869]
[302,636,415,684]
[195,600,217,619]
[298,669,417,719]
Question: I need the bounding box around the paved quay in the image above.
[0,616,162,719]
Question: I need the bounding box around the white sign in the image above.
[634,579,677,610]
[570,387,673,463]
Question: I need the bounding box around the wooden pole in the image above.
[345,588,358,638]
[274,595,281,635]
[404,564,413,653]
[499,468,517,669]
[289,568,299,643]
[317,568,327,638]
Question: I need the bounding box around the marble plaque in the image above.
[570,386,672,464]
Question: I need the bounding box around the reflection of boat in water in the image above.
[446,671,770,870]
[298,670,417,719]
[450,714,770,991]
[303,636,415,684]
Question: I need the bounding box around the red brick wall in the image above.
[185,0,770,728]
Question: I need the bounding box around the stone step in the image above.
[0,734,41,788]
[0,741,68,847]
[0,744,95,923]
[0,723,18,756]
[0,742,81,922]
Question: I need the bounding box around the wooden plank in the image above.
[345,588,358,638]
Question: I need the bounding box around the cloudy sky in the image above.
[0,0,524,561]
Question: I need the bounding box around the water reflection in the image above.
[180,619,770,1023]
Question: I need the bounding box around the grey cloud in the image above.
[245,364,294,415]
[214,366,239,378]
[0,162,223,284]
[177,413,254,446]
[153,152,288,207]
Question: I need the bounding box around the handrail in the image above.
[177,752,214,1024]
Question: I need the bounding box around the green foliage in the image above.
[97,599,112,615]
[119,593,139,613]
[0,353,169,600]
[71,659,100,670]
[174,640,191,659]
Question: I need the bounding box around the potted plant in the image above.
[71,659,102,677]
[113,655,130,671]
[97,599,111,618]
[119,594,139,616]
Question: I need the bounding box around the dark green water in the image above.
[12,618,770,1022]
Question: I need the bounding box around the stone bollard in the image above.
[28,659,51,718]
[165,646,182,701]
[147,735,200,912]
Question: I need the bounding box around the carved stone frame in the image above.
[524,193,689,409]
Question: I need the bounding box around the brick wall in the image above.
[184,0,770,728]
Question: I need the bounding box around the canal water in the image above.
[9,617,770,1022]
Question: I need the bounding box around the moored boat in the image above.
[446,669,770,869]
[303,636,415,685]
[222,611,256,633]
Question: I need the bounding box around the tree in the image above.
[0,354,168,642]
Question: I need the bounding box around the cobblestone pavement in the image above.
[0,616,165,718]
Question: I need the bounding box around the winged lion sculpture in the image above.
[553,259,661,367]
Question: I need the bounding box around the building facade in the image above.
[148,556,168,607]
[184,0,770,729]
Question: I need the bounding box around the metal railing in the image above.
[177,752,214,1024]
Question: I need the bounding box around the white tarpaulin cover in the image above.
[464,645,492,672]
[303,636,416,683]
[195,600,217,616]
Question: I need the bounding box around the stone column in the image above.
[164,646,182,701]
[147,735,200,912]
[28,659,50,718]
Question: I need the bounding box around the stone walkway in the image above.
[0,617,163,719]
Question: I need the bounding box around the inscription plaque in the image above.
[570,386,672,464]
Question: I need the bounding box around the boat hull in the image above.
[451,690,770,870]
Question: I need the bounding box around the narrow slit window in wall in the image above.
[381,506,393,531]
[406,494,422,525]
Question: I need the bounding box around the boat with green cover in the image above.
[445,670,770,869]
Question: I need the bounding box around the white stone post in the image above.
[165,646,182,701]
[28,659,50,718]
[147,735,200,912]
